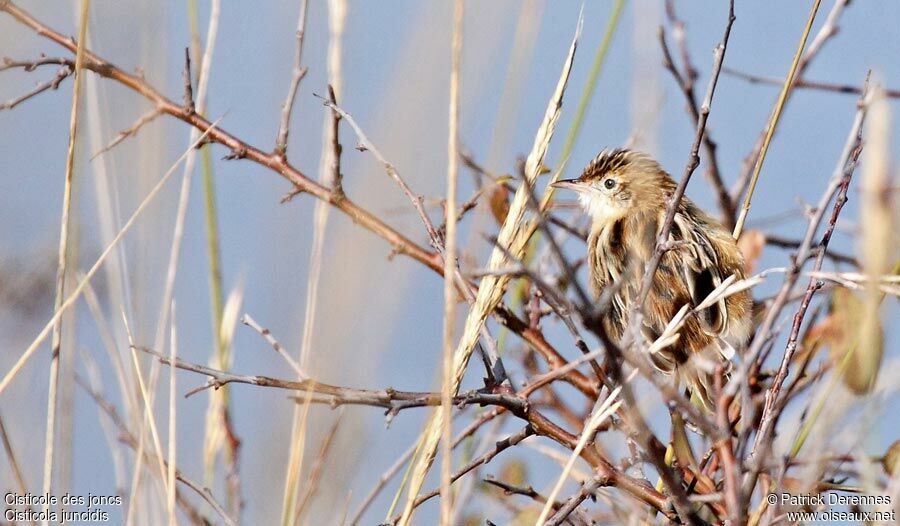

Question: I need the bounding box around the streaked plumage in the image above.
[554,149,752,406]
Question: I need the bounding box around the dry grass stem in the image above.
[733,0,823,238]
[43,1,90,512]
[398,15,582,525]
[440,0,464,523]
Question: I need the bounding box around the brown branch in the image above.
[0,0,444,274]
[135,341,673,519]
[0,1,563,404]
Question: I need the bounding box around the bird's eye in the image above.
[603,178,616,190]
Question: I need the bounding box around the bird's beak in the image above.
[550,178,586,192]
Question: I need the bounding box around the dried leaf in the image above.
[489,182,511,226]
[737,229,766,274]
[827,288,884,394]
[671,412,697,469]
[882,440,900,476]
[500,458,528,487]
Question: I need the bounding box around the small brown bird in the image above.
[553,148,752,407]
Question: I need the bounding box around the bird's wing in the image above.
[671,213,729,337]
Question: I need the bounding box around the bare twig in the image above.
[90,108,162,160]
[724,67,900,99]
[660,1,734,225]
[545,474,604,526]
[74,375,236,526]
[743,79,871,501]
[134,342,527,415]
[1,1,445,274]
[274,0,309,159]
[765,234,858,266]
[1,55,70,71]
[320,98,444,252]
[0,65,72,110]
[240,314,306,378]
[295,410,344,522]
[400,425,535,517]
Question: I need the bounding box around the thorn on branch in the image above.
[326,84,345,197]
[222,146,247,160]
[182,47,195,115]
[280,187,304,204]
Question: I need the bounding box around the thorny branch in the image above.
[131,341,674,518]
[742,81,871,503]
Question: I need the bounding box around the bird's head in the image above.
[552,148,672,226]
